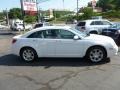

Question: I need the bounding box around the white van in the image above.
[10,19,24,31]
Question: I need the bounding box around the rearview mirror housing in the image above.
[73,35,79,40]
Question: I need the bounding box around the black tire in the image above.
[86,47,107,63]
[20,47,38,62]
[90,31,98,34]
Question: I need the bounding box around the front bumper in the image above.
[107,44,118,58]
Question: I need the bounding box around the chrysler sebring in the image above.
[12,26,118,63]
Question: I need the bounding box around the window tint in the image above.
[43,30,58,39]
[59,30,75,39]
[77,22,86,26]
[91,21,103,25]
[27,29,75,39]
[102,21,111,25]
[34,24,43,29]
[27,31,43,38]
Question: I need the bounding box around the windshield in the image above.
[70,28,87,38]
[110,23,120,29]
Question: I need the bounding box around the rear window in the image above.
[34,24,43,29]
[77,22,86,26]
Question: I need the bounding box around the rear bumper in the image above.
[11,45,20,56]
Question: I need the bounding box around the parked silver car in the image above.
[75,19,112,34]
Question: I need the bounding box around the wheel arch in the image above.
[85,45,107,57]
[19,46,38,56]
[89,30,98,34]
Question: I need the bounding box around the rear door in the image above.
[27,30,56,57]
[90,20,111,33]
[76,22,86,32]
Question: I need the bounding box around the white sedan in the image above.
[11,26,118,63]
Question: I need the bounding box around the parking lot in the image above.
[0,34,120,90]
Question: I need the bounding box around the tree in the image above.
[97,0,115,12]
[24,15,37,23]
[115,0,120,10]
[9,8,22,19]
[87,1,92,7]
[0,12,5,20]
[81,7,93,20]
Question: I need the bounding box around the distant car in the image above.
[12,26,118,63]
[102,23,120,45]
[65,19,77,24]
[75,19,112,34]
[33,22,52,29]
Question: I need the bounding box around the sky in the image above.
[0,0,93,12]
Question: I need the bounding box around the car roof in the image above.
[78,19,109,22]
[33,26,71,30]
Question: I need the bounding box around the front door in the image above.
[55,29,84,57]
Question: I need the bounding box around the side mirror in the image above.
[73,35,79,40]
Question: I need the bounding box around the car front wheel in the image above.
[20,48,38,62]
[87,47,107,63]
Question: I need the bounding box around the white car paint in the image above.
[11,26,118,59]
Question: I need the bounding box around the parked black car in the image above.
[102,23,120,45]
[33,22,52,29]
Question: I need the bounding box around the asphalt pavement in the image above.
[0,34,120,90]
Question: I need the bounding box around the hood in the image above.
[84,34,114,43]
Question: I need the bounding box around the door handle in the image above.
[33,40,37,42]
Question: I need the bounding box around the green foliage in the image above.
[102,10,120,18]
[96,0,120,11]
[53,10,74,18]
[9,8,22,19]
[81,7,93,20]
[0,12,4,20]
[115,0,120,10]
[24,15,37,23]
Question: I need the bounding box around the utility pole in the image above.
[36,0,40,23]
[6,8,9,26]
[77,0,79,22]
[20,0,25,30]
[63,0,64,9]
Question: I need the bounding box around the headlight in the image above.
[118,30,120,33]
[115,30,120,35]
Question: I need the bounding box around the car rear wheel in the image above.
[20,48,38,62]
[87,47,107,63]
[90,31,98,34]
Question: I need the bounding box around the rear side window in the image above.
[102,21,111,25]
[90,21,103,25]
[77,22,86,26]
[27,31,43,38]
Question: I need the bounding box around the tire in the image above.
[90,31,98,34]
[86,47,107,63]
[20,48,38,62]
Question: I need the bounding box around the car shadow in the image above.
[0,54,110,68]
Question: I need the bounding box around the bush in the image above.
[24,16,37,23]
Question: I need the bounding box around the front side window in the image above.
[59,30,75,39]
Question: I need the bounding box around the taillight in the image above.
[12,39,17,44]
